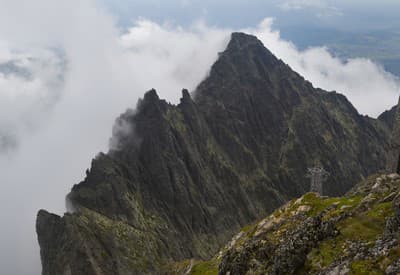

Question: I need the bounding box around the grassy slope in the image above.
[175,173,400,274]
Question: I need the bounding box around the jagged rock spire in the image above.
[386,96,400,173]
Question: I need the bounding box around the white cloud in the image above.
[0,3,228,274]
[0,2,398,275]
[120,19,229,103]
[0,49,65,153]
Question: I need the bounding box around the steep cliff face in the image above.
[383,98,400,173]
[37,33,391,274]
[379,104,398,130]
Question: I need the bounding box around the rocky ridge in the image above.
[36,32,391,274]
[185,173,400,274]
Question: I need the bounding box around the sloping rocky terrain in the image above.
[379,105,398,130]
[188,173,400,274]
[36,33,392,274]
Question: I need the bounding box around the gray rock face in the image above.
[378,104,397,130]
[36,32,391,274]
[386,97,400,173]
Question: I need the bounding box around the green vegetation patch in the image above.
[368,201,393,219]
[337,201,393,242]
[191,259,219,275]
[301,193,362,217]
[350,260,382,275]
[241,224,253,233]
[305,238,343,271]
[302,193,392,273]
[340,215,383,242]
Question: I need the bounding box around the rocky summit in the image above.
[36,32,392,274]
[188,173,400,274]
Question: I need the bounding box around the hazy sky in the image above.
[0,1,399,274]
[101,0,400,31]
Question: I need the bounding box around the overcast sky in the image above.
[101,0,400,31]
[0,1,399,274]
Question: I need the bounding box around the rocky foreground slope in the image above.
[37,33,392,274]
[183,173,400,274]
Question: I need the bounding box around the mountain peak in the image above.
[227,32,262,50]
[223,32,276,60]
[135,88,169,117]
[36,32,391,275]
[142,88,159,103]
[194,32,287,103]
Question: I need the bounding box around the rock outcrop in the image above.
[37,32,391,274]
[193,174,400,274]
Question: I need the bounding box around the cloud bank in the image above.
[0,1,398,274]
[0,2,228,274]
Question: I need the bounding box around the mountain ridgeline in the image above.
[36,33,392,274]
